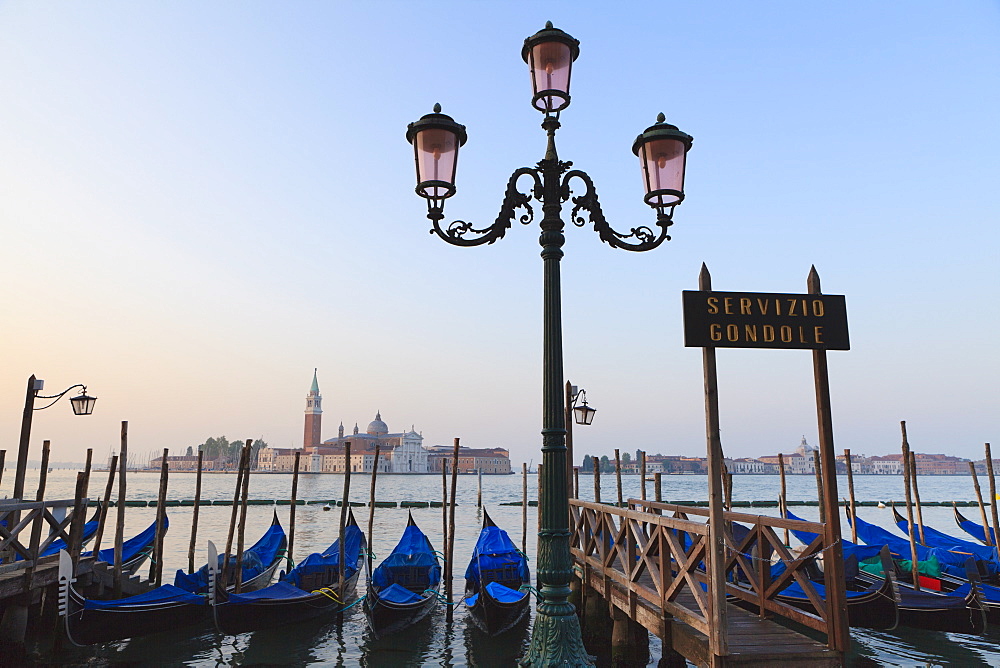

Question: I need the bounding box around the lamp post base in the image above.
[520,610,594,667]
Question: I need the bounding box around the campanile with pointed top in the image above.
[303,369,323,448]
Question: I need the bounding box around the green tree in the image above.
[599,455,611,473]
[621,452,631,469]
[581,454,593,472]
[185,446,193,457]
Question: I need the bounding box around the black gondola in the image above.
[954,504,997,546]
[785,509,986,634]
[59,512,287,645]
[87,515,165,576]
[463,510,531,635]
[364,512,440,637]
[211,510,367,635]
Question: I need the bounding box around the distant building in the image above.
[426,446,512,474]
[149,455,216,471]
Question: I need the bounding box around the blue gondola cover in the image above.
[82,584,205,610]
[464,525,529,587]
[378,582,424,604]
[283,524,363,589]
[371,524,440,590]
[174,522,285,593]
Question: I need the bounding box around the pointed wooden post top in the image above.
[699,263,712,290]
[900,420,908,443]
[807,265,822,295]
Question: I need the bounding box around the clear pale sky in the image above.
[1,2,997,468]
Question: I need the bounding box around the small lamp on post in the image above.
[572,390,596,426]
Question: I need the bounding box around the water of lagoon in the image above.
[6,468,1000,666]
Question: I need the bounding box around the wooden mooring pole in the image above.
[234,441,252,593]
[221,444,248,588]
[447,438,459,623]
[24,441,51,590]
[91,454,118,559]
[640,450,647,501]
[909,451,926,545]
[188,450,204,574]
[339,442,351,607]
[113,421,128,598]
[779,453,789,545]
[288,451,301,565]
[901,422,922,589]
[654,472,662,503]
[985,443,1000,548]
[522,462,528,555]
[367,444,380,574]
[614,449,623,507]
[812,449,825,523]
[151,448,169,586]
[969,460,992,546]
[845,449,858,544]
[592,456,601,504]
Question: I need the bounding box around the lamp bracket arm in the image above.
[34,384,86,411]
[563,170,672,252]
[427,167,540,247]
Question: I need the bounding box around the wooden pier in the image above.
[570,498,846,667]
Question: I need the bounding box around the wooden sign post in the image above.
[683,264,850,657]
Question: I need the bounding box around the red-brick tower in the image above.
[303,369,323,448]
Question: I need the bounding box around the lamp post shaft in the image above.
[13,375,38,502]
[522,120,591,666]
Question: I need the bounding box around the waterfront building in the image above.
[149,455,216,471]
[426,446,513,474]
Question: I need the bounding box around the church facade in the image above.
[257,371,429,473]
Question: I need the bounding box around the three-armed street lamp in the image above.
[407,23,691,664]
[12,375,97,502]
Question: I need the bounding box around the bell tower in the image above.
[303,369,323,448]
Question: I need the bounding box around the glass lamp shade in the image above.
[522,22,580,113]
[405,104,467,200]
[573,402,596,426]
[70,391,97,416]
[632,113,693,208]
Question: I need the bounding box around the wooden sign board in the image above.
[682,290,849,350]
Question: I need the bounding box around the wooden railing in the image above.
[0,498,88,577]
[570,498,848,653]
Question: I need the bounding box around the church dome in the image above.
[367,411,389,436]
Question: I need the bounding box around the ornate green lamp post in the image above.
[406,22,692,665]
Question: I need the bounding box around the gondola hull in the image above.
[363,582,438,637]
[775,576,898,630]
[63,585,209,646]
[214,569,361,634]
[856,573,986,634]
[467,586,530,635]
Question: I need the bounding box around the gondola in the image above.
[954,504,998,546]
[59,513,287,645]
[85,515,166,576]
[727,518,898,630]
[790,510,987,634]
[211,510,366,635]
[464,510,530,635]
[174,511,287,594]
[890,504,1000,623]
[364,512,440,637]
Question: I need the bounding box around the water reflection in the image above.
[462,611,531,667]
[359,610,438,667]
